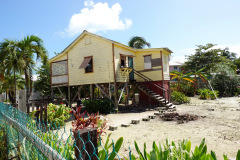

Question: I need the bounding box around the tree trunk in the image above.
[14,71,17,108]
[25,69,29,105]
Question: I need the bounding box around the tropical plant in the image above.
[46,103,71,127]
[82,99,114,114]
[183,43,237,73]
[210,64,239,96]
[188,67,210,93]
[0,75,25,104]
[34,61,51,99]
[128,36,151,49]
[198,89,219,100]
[170,71,195,91]
[0,124,7,160]
[17,35,48,105]
[98,133,123,160]
[127,138,240,160]
[171,91,190,104]
[0,39,24,105]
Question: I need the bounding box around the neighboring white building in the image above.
[169,61,183,72]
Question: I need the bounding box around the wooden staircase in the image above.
[131,69,176,110]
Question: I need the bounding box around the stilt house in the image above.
[49,30,174,109]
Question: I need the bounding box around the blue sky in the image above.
[1,0,240,63]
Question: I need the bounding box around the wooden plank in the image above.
[57,87,69,105]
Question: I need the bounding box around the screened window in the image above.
[51,60,67,76]
[174,66,178,69]
[144,55,152,69]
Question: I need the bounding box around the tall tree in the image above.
[17,35,48,104]
[0,75,25,104]
[34,61,51,99]
[170,71,194,91]
[0,39,24,105]
[128,36,151,49]
[183,43,237,73]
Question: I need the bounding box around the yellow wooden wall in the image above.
[68,34,114,86]
[162,51,170,80]
[135,51,163,82]
[114,45,136,82]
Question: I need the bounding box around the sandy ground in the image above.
[101,96,240,159]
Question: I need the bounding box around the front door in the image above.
[128,57,134,80]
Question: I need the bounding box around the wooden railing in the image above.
[132,69,171,104]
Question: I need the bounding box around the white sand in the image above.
[102,96,240,159]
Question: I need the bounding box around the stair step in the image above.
[166,103,172,106]
[154,112,162,115]
[169,105,176,109]
[158,99,165,102]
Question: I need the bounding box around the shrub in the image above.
[128,138,240,160]
[211,64,240,96]
[47,103,71,127]
[171,91,190,104]
[198,89,219,100]
[82,99,114,114]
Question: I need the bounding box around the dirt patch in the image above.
[160,112,198,124]
[103,96,240,159]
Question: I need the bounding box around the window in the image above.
[174,66,178,69]
[120,55,126,68]
[79,56,93,73]
[85,58,93,73]
[144,55,152,69]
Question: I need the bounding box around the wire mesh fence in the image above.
[0,103,125,160]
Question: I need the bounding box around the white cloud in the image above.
[60,0,132,37]
[171,43,240,63]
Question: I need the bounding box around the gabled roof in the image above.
[49,30,173,62]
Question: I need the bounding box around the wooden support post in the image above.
[125,83,129,105]
[40,103,43,123]
[68,86,71,107]
[51,88,54,102]
[114,82,118,110]
[57,87,69,105]
[78,86,81,100]
[90,84,94,101]
[74,128,98,160]
[44,103,47,129]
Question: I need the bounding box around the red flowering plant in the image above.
[47,103,71,127]
[72,106,108,139]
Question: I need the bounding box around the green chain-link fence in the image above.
[0,103,126,160]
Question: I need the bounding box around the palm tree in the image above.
[0,39,24,106]
[170,71,195,91]
[17,35,48,104]
[0,75,25,104]
[189,67,211,93]
[128,36,151,49]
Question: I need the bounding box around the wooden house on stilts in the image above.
[49,30,175,110]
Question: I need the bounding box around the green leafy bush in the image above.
[82,99,114,114]
[98,133,123,160]
[47,103,71,127]
[127,138,240,160]
[171,91,190,104]
[0,124,7,160]
[198,89,219,100]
